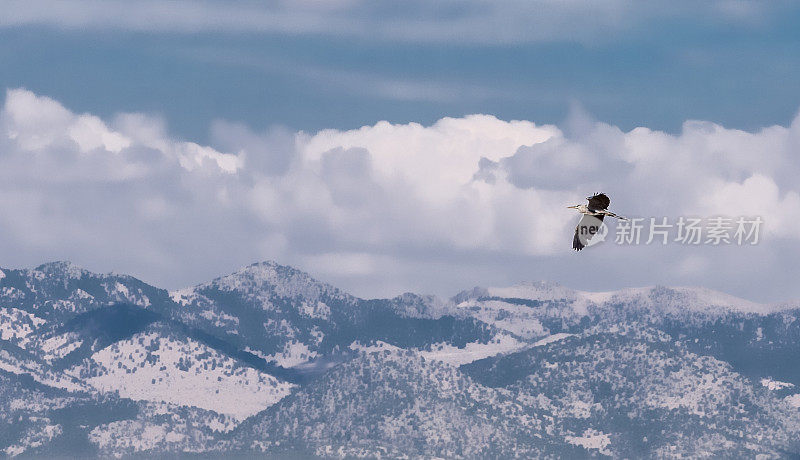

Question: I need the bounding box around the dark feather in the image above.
[572,214,605,251]
[573,227,584,251]
[588,193,610,211]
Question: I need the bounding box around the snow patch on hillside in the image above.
[532,333,575,347]
[90,421,186,454]
[0,348,88,392]
[349,341,402,355]
[576,290,615,304]
[0,307,45,342]
[36,261,87,279]
[487,281,576,302]
[647,369,730,417]
[69,331,294,420]
[565,429,611,455]
[299,301,331,319]
[263,340,317,367]
[39,332,83,362]
[88,402,237,458]
[198,308,239,330]
[169,288,194,306]
[4,421,62,458]
[474,281,781,316]
[585,285,774,315]
[104,281,151,307]
[454,299,548,339]
[349,335,528,366]
[761,378,795,391]
[419,334,527,366]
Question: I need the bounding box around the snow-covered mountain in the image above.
[168,262,496,370]
[0,262,166,323]
[0,261,799,458]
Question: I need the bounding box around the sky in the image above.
[2,0,800,302]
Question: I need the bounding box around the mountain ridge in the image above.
[9,259,793,313]
[0,259,799,458]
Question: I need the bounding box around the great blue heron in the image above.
[568,193,628,251]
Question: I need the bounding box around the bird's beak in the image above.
[567,205,578,209]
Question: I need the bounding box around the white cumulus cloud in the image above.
[2,88,800,301]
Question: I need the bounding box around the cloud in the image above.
[0,0,785,44]
[2,88,800,301]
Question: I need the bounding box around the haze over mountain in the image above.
[0,261,799,458]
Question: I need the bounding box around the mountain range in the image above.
[0,261,799,458]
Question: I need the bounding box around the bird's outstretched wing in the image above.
[588,193,610,211]
[573,214,605,251]
[600,210,628,220]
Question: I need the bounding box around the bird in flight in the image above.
[568,193,628,251]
